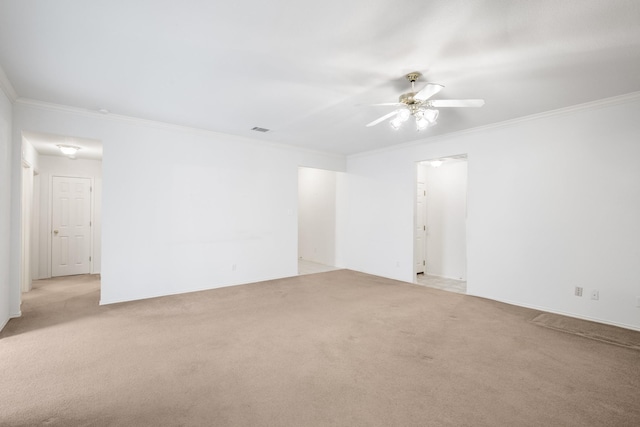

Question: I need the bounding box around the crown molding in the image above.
[0,65,18,102]
[349,91,640,159]
[14,98,345,162]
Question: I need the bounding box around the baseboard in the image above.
[423,272,466,281]
[99,276,280,306]
[479,296,640,332]
[0,311,21,333]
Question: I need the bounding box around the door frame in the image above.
[414,161,429,280]
[414,155,469,283]
[415,179,427,274]
[48,174,95,278]
[21,159,34,293]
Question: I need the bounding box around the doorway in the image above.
[19,132,102,289]
[297,167,341,275]
[415,155,468,293]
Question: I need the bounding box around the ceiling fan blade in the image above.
[414,83,444,101]
[356,102,403,107]
[368,102,405,107]
[366,110,398,127]
[430,99,485,108]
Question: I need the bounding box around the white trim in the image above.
[14,98,346,164]
[349,91,640,159]
[0,64,17,102]
[46,173,52,278]
[89,177,95,275]
[0,310,22,332]
[99,271,299,305]
[20,161,34,293]
[467,294,640,332]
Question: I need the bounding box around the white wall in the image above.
[0,88,13,328]
[345,95,640,331]
[424,161,467,280]
[298,167,337,266]
[10,101,345,309]
[35,155,102,278]
[7,92,640,332]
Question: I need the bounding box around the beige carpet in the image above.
[1,271,639,426]
[531,312,640,351]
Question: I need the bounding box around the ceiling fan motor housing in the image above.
[400,72,424,109]
[399,92,430,116]
[399,92,418,105]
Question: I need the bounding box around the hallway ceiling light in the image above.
[57,144,81,158]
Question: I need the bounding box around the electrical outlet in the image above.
[636,296,640,308]
[591,290,599,300]
[575,286,583,297]
[232,264,237,271]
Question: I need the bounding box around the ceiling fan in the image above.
[366,72,484,130]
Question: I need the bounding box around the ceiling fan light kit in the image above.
[365,72,484,131]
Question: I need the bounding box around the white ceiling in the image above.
[1,0,639,155]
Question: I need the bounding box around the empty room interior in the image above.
[1,1,639,426]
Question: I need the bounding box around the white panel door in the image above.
[52,176,92,277]
[415,181,427,274]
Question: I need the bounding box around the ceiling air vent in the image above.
[251,126,270,133]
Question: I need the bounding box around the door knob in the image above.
[53,229,59,234]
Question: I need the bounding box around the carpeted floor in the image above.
[1,271,639,426]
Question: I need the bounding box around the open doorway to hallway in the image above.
[20,132,102,304]
[297,167,342,275]
[415,155,468,294]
